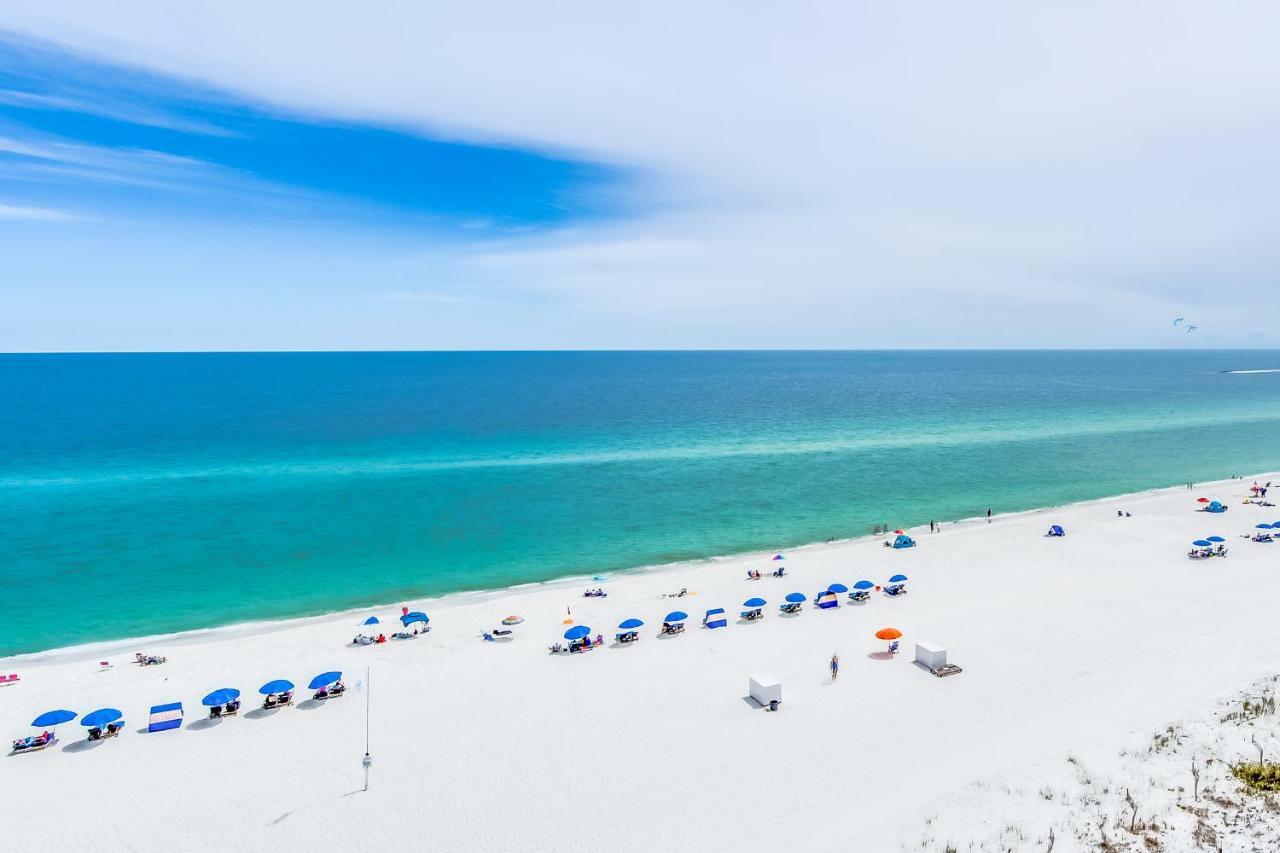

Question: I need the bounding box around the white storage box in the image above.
[749,674,781,706]
[915,642,947,670]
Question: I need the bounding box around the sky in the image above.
[2,2,1279,351]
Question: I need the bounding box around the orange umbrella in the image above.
[875,628,902,641]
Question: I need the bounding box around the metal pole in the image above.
[362,665,372,792]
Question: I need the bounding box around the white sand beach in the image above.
[4,474,1280,852]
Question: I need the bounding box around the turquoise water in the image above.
[2,350,1278,656]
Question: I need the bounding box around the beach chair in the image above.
[103,722,124,738]
[0,673,18,686]
[548,643,564,654]
[10,731,55,754]
[703,608,728,629]
[222,700,240,717]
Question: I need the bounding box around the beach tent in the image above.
[148,702,183,732]
[564,625,591,641]
[259,679,294,695]
[892,534,916,549]
[360,616,379,626]
[401,612,429,627]
[815,591,839,609]
[852,580,875,591]
[618,618,644,630]
[1048,525,1064,537]
[1206,501,1227,513]
[308,672,342,691]
[81,708,122,728]
[664,611,688,623]
[704,608,728,629]
[31,710,76,727]
[202,688,240,707]
[772,554,785,561]
[827,583,849,594]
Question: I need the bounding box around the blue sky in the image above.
[2,4,1280,350]
[0,36,625,231]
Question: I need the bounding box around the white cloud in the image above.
[0,201,80,221]
[3,1,1280,347]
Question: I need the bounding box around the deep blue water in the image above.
[2,350,1278,656]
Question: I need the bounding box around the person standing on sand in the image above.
[830,653,839,680]
[986,508,992,523]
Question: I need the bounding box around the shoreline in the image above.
[9,469,1274,666]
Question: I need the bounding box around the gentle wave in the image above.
[7,406,1280,489]
[1223,369,1280,374]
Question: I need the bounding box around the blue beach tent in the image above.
[31,709,76,727]
[148,702,183,733]
[664,611,688,623]
[259,679,294,695]
[704,608,728,629]
[1048,525,1064,537]
[892,534,916,549]
[827,583,849,594]
[81,708,122,728]
[815,591,839,609]
[564,625,591,641]
[360,616,379,626]
[1206,501,1227,513]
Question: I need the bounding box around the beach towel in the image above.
[148,702,183,732]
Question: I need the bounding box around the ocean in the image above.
[2,350,1278,656]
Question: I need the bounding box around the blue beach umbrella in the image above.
[308,672,342,690]
[81,708,122,728]
[564,625,591,641]
[1206,536,1226,543]
[1192,540,1213,547]
[853,580,875,590]
[785,592,806,603]
[618,618,644,630]
[743,597,767,608]
[664,611,688,623]
[202,688,240,707]
[360,616,379,626]
[401,611,429,627]
[827,583,849,594]
[1256,523,1273,530]
[31,710,76,727]
[259,679,294,695]
[889,574,908,583]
